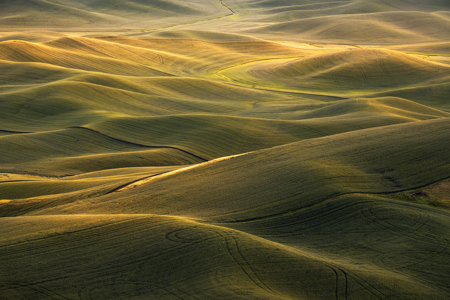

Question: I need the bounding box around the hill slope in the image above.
[1,1,450,299]
[221,48,450,94]
[0,0,230,29]
[1,119,449,299]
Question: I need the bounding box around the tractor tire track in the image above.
[327,265,348,300]
[352,62,368,84]
[1,282,71,300]
[360,205,449,271]
[3,218,194,292]
[377,52,395,84]
[224,235,278,296]
[328,265,387,300]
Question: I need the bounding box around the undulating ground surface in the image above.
[1,0,450,299]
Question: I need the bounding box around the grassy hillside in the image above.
[3,0,449,44]
[1,0,449,299]
[220,48,450,94]
[136,0,450,44]
[1,210,448,299]
[1,119,449,299]
[0,0,230,29]
[25,117,447,217]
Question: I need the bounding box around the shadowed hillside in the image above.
[1,119,449,299]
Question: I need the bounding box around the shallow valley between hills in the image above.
[1,0,450,299]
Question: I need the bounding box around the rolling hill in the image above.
[0,0,230,29]
[220,48,450,94]
[1,0,449,299]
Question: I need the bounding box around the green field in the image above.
[1,0,449,299]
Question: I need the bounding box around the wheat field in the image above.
[1,0,450,299]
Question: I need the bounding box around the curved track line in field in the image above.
[345,271,383,300]
[231,199,375,236]
[224,235,278,296]
[0,129,33,134]
[219,0,235,15]
[377,52,395,83]
[218,195,370,224]
[0,282,70,300]
[352,62,368,84]
[219,175,450,224]
[326,265,348,300]
[2,218,196,292]
[327,263,395,300]
[328,266,340,300]
[338,267,349,300]
[165,225,280,297]
[372,238,449,272]
[360,205,430,239]
[113,152,249,192]
[68,126,207,162]
[360,206,447,266]
[164,225,223,244]
[362,205,449,270]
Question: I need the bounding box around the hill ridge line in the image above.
[112,152,250,193]
[68,126,208,162]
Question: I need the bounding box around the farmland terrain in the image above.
[1,0,450,299]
